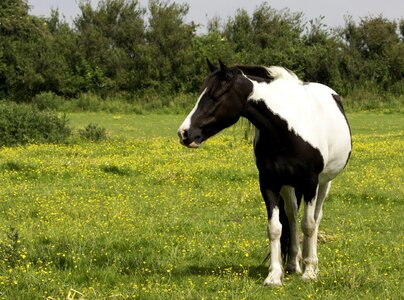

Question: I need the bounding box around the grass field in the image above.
[0,112,403,299]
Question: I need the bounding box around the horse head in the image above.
[178,60,250,148]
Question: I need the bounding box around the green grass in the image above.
[68,112,247,140]
[0,112,403,299]
[68,112,186,139]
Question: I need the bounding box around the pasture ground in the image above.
[0,112,403,299]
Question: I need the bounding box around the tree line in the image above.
[1,0,403,104]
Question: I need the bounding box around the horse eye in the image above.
[206,92,217,102]
[210,95,220,102]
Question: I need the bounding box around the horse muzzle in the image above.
[178,128,201,148]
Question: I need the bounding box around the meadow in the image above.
[0,112,403,299]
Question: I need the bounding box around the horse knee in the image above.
[268,223,282,240]
[268,208,282,240]
[301,217,315,236]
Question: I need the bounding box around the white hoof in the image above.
[302,267,318,281]
[263,272,283,286]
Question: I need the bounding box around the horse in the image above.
[177,59,351,286]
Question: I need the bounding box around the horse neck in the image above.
[242,100,284,144]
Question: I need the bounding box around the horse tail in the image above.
[279,195,290,262]
[279,188,303,265]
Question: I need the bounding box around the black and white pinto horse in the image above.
[177,60,351,286]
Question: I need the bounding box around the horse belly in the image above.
[303,83,352,183]
[319,138,351,183]
[317,117,351,183]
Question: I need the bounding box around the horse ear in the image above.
[218,59,227,72]
[218,59,234,80]
[206,58,217,72]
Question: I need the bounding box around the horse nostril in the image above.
[178,128,189,142]
[182,129,189,140]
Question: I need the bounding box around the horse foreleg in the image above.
[264,205,283,286]
[260,182,283,286]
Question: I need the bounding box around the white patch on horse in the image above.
[178,88,207,134]
[246,69,351,182]
[264,207,284,286]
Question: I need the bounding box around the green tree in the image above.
[0,0,55,100]
[341,16,403,91]
[357,16,399,58]
[223,8,253,63]
[222,3,304,68]
[75,0,146,92]
[300,18,344,90]
[189,32,234,91]
[399,19,404,41]
[250,4,303,67]
[146,0,196,92]
[43,9,86,97]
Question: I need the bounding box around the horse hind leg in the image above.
[301,181,331,281]
[315,182,331,221]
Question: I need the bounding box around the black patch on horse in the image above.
[246,100,324,260]
[248,101,324,193]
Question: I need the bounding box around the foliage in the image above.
[74,0,147,93]
[146,0,196,91]
[0,0,403,110]
[341,16,404,92]
[78,123,107,142]
[32,91,66,111]
[226,4,305,68]
[0,102,71,146]
[0,112,402,298]
[0,227,21,269]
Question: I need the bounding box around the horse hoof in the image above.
[263,275,283,287]
[286,263,302,274]
[302,269,318,281]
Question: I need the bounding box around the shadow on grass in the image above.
[171,264,268,280]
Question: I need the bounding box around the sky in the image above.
[28,0,403,32]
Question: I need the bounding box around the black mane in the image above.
[202,64,273,98]
[233,65,273,83]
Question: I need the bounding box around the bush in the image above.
[78,123,107,142]
[75,93,102,111]
[0,102,71,147]
[344,89,404,112]
[32,91,65,111]
[64,91,197,114]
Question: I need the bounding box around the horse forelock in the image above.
[203,67,241,99]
